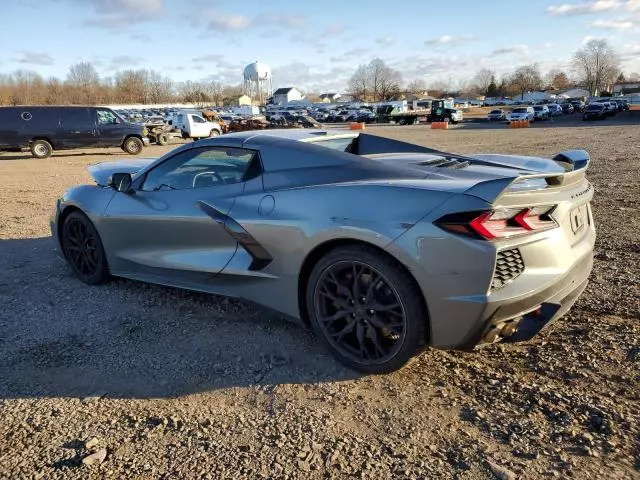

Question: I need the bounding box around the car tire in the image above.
[30,139,53,159]
[209,129,220,137]
[306,245,427,374]
[61,211,110,285]
[156,133,169,145]
[122,137,143,155]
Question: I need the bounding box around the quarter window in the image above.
[141,147,258,191]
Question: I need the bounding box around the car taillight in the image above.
[436,206,557,240]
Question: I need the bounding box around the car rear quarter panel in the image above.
[219,184,456,319]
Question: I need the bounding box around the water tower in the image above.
[243,61,273,105]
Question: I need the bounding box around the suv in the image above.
[0,106,148,158]
[533,105,550,120]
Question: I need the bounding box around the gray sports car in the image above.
[51,129,595,373]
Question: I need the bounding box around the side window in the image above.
[59,108,91,128]
[141,147,258,191]
[192,115,206,123]
[176,114,184,123]
[96,109,118,125]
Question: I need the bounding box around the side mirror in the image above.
[109,172,133,193]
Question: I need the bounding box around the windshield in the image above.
[490,110,502,114]
[512,108,527,113]
[588,104,603,110]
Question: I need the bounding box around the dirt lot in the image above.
[0,123,638,480]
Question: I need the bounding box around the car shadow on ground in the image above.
[0,237,359,400]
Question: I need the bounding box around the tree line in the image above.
[0,61,245,106]
[349,40,636,102]
[0,40,636,107]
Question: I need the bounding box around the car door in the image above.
[56,107,97,148]
[99,145,262,283]
[95,108,126,147]
[189,114,209,137]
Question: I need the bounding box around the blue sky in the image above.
[1,0,639,92]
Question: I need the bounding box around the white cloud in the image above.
[491,44,531,55]
[254,12,306,29]
[323,23,346,35]
[83,0,164,28]
[13,51,55,65]
[424,35,475,46]
[590,18,634,28]
[203,12,251,31]
[547,0,621,16]
[376,36,395,46]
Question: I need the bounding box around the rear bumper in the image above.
[459,252,593,349]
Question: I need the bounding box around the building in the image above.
[557,88,590,99]
[613,82,640,95]
[237,94,252,106]
[272,87,303,105]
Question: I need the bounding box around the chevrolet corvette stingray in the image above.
[51,129,595,373]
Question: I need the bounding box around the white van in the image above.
[173,111,222,139]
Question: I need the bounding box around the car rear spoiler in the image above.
[465,149,591,204]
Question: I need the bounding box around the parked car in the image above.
[547,104,563,117]
[507,107,535,122]
[533,105,550,120]
[487,109,506,121]
[0,106,148,158]
[583,103,607,121]
[561,103,575,114]
[172,111,222,139]
[570,100,585,113]
[52,129,595,373]
[598,102,617,117]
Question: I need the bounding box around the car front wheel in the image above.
[306,246,427,373]
[61,211,110,285]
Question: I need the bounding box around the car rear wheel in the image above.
[122,137,143,155]
[306,246,427,373]
[61,211,110,285]
[209,129,220,137]
[30,139,52,159]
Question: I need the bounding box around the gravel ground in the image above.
[0,121,638,479]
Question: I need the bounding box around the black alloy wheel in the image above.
[62,211,110,285]
[307,246,427,373]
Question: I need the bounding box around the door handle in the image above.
[71,131,81,134]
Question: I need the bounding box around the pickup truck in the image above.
[172,111,223,139]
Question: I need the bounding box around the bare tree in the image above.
[347,64,369,101]
[406,79,427,96]
[545,69,571,90]
[347,59,401,102]
[572,39,620,96]
[473,68,495,95]
[204,80,223,106]
[45,77,68,104]
[145,70,174,104]
[66,62,99,104]
[114,70,150,104]
[509,64,543,99]
[370,59,402,101]
[10,70,46,105]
